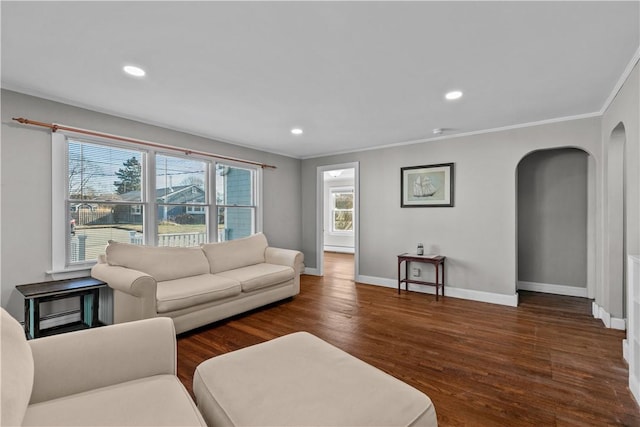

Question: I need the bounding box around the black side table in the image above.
[16,277,106,339]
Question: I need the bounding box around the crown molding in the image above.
[600,46,640,115]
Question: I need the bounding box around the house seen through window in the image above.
[67,141,144,263]
[154,154,208,247]
[63,137,259,267]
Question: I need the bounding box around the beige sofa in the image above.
[1,307,206,427]
[91,233,304,334]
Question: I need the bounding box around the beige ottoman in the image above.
[193,332,437,426]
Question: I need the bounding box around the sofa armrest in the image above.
[29,317,176,404]
[265,247,305,275]
[92,263,158,324]
[91,262,157,297]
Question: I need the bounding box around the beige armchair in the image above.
[1,308,205,426]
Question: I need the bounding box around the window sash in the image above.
[330,187,354,234]
[67,202,145,265]
[331,209,353,233]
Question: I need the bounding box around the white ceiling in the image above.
[2,1,639,159]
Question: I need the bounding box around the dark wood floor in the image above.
[177,252,639,426]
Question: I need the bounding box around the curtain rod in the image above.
[11,117,277,169]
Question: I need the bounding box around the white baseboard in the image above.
[446,286,519,307]
[517,281,588,298]
[592,301,626,330]
[631,372,640,406]
[357,275,397,288]
[624,339,629,363]
[356,275,518,307]
[324,246,355,254]
[303,267,320,276]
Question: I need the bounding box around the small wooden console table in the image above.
[16,277,106,339]
[397,253,446,301]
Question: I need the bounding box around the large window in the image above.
[216,164,257,241]
[156,154,208,247]
[66,140,144,264]
[53,133,261,270]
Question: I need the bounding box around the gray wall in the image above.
[1,89,302,320]
[601,62,640,318]
[302,117,602,298]
[2,62,637,319]
[517,148,588,287]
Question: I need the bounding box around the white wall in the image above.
[302,117,602,303]
[1,89,302,320]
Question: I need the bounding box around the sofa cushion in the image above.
[106,241,210,282]
[1,308,34,427]
[22,375,206,426]
[216,263,295,292]
[156,274,241,313]
[201,233,268,274]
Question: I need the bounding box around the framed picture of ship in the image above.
[401,163,454,207]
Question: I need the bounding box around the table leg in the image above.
[91,288,100,327]
[33,298,40,339]
[405,261,410,292]
[442,259,445,297]
[80,294,86,326]
[435,264,439,301]
[397,259,401,294]
[24,298,31,339]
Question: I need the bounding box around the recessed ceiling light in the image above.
[123,65,146,77]
[433,128,443,135]
[445,90,463,100]
[291,128,303,135]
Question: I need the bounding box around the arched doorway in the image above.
[607,122,626,318]
[517,148,592,297]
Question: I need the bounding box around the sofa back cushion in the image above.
[1,308,34,426]
[106,241,210,282]
[201,233,268,274]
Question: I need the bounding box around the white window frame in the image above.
[51,132,263,274]
[213,160,262,241]
[330,186,354,235]
[154,151,210,247]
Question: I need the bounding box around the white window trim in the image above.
[51,132,71,273]
[52,132,149,272]
[51,132,263,273]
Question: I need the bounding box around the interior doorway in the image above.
[608,122,626,318]
[316,162,359,279]
[516,148,593,298]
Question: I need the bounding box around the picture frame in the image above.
[401,163,454,207]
